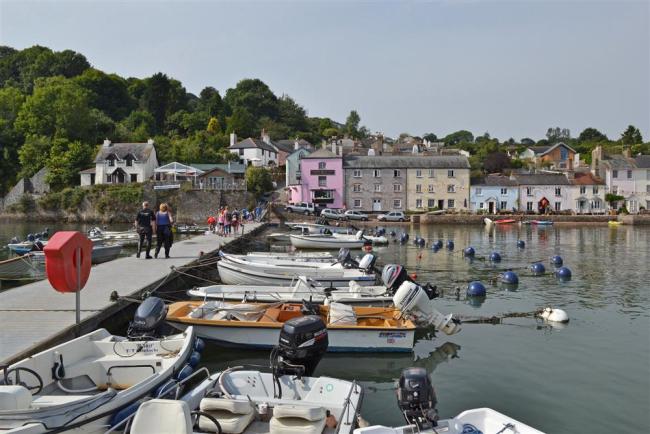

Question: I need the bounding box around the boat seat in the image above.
[0,385,32,411]
[269,404,326,434]
[131,399,193,434]
[199,398,255,434]
[32,394,93,407]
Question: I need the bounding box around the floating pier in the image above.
[0,223,265,364]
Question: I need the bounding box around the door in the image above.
[488,202,495,214]
[372,199,381,212]
[438,199,444,209]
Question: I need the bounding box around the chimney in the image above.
[331,141,336,155]
[622,147,631,158]
[147,138,154,145]
[565,170,575,180]
[230,133,237,147]
[261,129,271,145]
[338,145,343,156]
[103,138,112,148]
[294,139,300,151]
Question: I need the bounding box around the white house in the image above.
[228,133,278,167]
[569,172,606,214]
[514,173,572,213]
[80,139,158,186]
[593,147,650,212]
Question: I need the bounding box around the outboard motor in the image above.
[10,236,19,244]
[393,281,460,334]
[381,264,412,293]
[397,367,438,429]
[27,233,35,242]
[274,316,328,378]
[127,297,168,339]
[31,241,44,252]
[358,253,377,273]
[337,248,358,268]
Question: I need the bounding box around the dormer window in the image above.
[125,154,136,167]
[106,154,117,167]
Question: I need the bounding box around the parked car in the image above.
[285,202,318,215]
[344,210,369,221]
[320,208,348,220]
[377,211,409,222]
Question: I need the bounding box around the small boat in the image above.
[286,222,353,235]
[608,220,622,226]
[6,240,47,255]
[188,276,392,305]
[0,305,197,433]
[90,243,123,264]
[0,254,44,280]
[333,232,389,245]
[531,220,554,226]
[355,367,544,434]
[88,227,140,243]
[247,251,334,261]
[483,217,516,226]
[225,252,337,266]
[290,233,366,249]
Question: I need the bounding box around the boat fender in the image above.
[540,307,569,323]
[463,247,475,257]
[501,271,519,285]
[467,281,486,297]
[51,354,66,380]
[489,252,502,262]
[43,231,93,293]
[110,401,142,427]
[446,240,454,250]
[194,338,206,353]
[530,262,546,275]
[555,267,572,281]
[176,364,194,381]
[154,379,178,398]
[188,351,201,368]
[517,240,526,249]
[550,255,563,267]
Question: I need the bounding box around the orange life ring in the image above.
[43,231,93,293]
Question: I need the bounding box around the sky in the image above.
[1,0,648,141]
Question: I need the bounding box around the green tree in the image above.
[245,166,273,198]
[345,110,361,138]
[198,86,224,117]
[119,110,156,141]
[141,72,187,134]
[46,139,95,190]
[226,107,255,137]
[278,95,308,134]
[0,86,26,193]
[75,68,134,120]
[224,79,279,121]
[620,125,643,146]
[578,127,608,143]
[423,132,437,142]
[18,135,52,177]
[443,130,474,145]
[207,117,222,135]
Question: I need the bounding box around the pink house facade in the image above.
[297,148,344,208]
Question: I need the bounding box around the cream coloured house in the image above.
[405,156,471,211]
[80,139,158,186]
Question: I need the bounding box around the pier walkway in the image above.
[0,223,264,364]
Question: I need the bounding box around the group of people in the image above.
[207,206,250,236]
[135,201,174,259]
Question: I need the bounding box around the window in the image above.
[612,186,618,194]
[479,202,484,209]
[318,162,326,169]
[313,190,332,200]
[560,147,568,160]
[428,199,436,208]
[428,169,434,178]
[527,202,533,211]
[627,170,632,179]
[106,174,112,183]
[647,170,650,180]
[130,174,138,182]
[555,202,561,211]
[428,185,434,193]
[125,155,134,167]
[107,156,115,167]
[555,187,561,196]
[394,169,401,178]
[239,149,244,156]
[448,170,454,178]
[447,199,455,208]
[353,199,362,208]
[373,169,381,178]
[353,184,361,193]
[580,186,586,194]
[353,170,361,178]
[476,188,482,196]
[647,185,650,193]
[416,169,422,178]
[374,183,381,192]
[500,201,507,210]
[593,186,599,194]
[393,184,402,192]
[526,187,533,196]
[393,199,402,209]
[416,199,423,208]
[613,170,618,178]
[416,184,422,193]
[593,200,601,209]
[318,176,327,187]
[447,184,455,193]
[500,188,508,195]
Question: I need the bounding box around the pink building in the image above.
[298,148,344,208]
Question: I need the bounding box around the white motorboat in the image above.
[187,276,392,305]
[0,320,197,433]
[0,254,44,280]
[216,251,377,286]
[332,232,388,245]
[247,251,334,261]
[224,252,337,266]
[290,233,366,249]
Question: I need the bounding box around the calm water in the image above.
[2,221,648,433]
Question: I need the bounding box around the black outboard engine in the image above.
[127,297,168,340]
[337,248,358,268]
[31,241,44,252]
[397,367,438,429]
[274,316,328,378]
[10,237,19,244]
[358,253,377,273]
[27,233,35,242]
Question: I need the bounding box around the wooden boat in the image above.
[187,276,391,305]
[0,327,196,433]
[166,300,416,352]
[290,233,366,249]
[0,254,44,280]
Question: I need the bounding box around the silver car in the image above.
[320,208,348,220]
[344,210,369,221]
[377,211,409,222]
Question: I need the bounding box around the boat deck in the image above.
[0,223,264,364]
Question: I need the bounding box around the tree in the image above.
[483,152,512,173]
[0,86,25,193]
[620,125,643,146]
[141,72,187,134]
[18,135,52,177]
[345,110,361,138]
[520,137,535,146]
[245,166,273,198]
[278,95,308,134]
[119,110,156,141]
[207,117,222,135]
[226,107,255,138]
[546,127,570,142]
[224,79,278,121]
[443,130,474,146]
[46,139,95,190]
[578,127,608,143]
[198,86,224,117]
[75,68,134,120]
[322,127,339,138]
[423,132,437,142]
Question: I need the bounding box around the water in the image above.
[202,224,650,434]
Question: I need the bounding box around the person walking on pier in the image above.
[135,201,155,259]
[155,203,174,258]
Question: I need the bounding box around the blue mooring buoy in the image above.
[530,262,546,275]
[464,246,475,257]
[501,271,519,285]
[434,240,443,249]
[467,281,486,297]
[555,266,572,281]
[550,255,563,267]
[414,237,425,247]
[446,240,454,250]
[517,240,526,248]
[489,252,502,262]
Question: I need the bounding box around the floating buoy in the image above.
[410,273,417,280]
[414,237,425,247]
[188,351,202,368]
[434,240,443,249]
[464,247,475,257]
[467,281,486,297]
[517,240,526,248]
[364,244,373,252]
[489,252,502,262]
[550,255,563,267]
[530,262,546,275]
[501,271,519,285]
[389,230,396,237]
[467,295,486,308]
[194,338,206,353]
[176,364,194,381]
[446,240,454,250]
[540,307,569,323]
[555,266,572,281]
[399,232,409,243]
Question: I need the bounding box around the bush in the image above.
[7,194,36,213]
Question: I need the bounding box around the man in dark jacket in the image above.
[135,201,156,258]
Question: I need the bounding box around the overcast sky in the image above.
[1,0,648,141]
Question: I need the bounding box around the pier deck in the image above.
[0,224,264,364]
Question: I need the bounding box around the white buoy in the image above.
[540,307,569,323]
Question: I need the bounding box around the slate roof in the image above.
[94,142,155,163]
[229,138,276,153]
[474,175,517,187]
[343,155,470,169]
[190,163,246,174]
[634,155,650,168]
[303,148,339,159]
[514,173,571,185]
[527,142,576,156]
[600,155,635,169]
[79,167,96,174]
[275,139,313,151]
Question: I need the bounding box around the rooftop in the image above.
[229,138,276,153]
[303,148,339,159]
[94,142,155,163]
[343,155,470,169]
[513,173,571,185]
[572,172,605,185]
[474,174,518,187]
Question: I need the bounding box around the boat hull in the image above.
[290,234,365,249]
[0,254,42,280]
[91,244,123,264]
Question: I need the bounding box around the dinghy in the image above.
[290,233,367,249]
[332,232,388,245]
[216,250,378,286]
[531,220,554,226]
[355,367,543,434]
[0,254,44,280]
[6,240,47,256]
[187,276,392,305]
[90,243,123,264]
[246,251,334,261]
[222,251,338,266]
